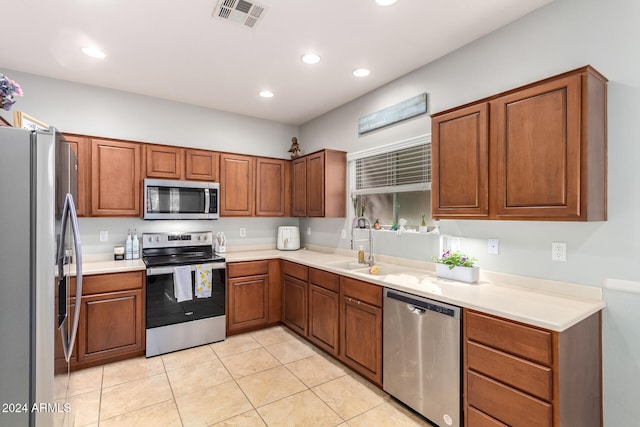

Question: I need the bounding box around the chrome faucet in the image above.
[352,216,374,266]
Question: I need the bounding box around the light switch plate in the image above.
[341,229,346,239]
[239,227,246,237]
[99,231,109,242]
[488,238,499,255]
[552,242,566,261]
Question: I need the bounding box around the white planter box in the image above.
[435,263,479,283]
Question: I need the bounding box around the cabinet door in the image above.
[306,152,325,217]
[227,275,269,332]
[431,102,489,218]
[77,289,144,363]
[291,157,307,217]
[91,138,141,216]
[145,144,184,179]
[340,296,382,385]
[220,153,255,216]
[256,157,288,216]
[493,74,582,219]
[185,149,219,181]
[308,284,339,355]
[282,275,308,336]
[63,134,90,217]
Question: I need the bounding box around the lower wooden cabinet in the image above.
[308,268,340,356]
[59,271,145,371]
[464,309,602,427]
[282,261,309,336]
[339,276,383,386]
[226,260,282,334]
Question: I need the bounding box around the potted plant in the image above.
[432,250,479,283]
[419,212,428,233]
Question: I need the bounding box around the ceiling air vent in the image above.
[214,0,266,29]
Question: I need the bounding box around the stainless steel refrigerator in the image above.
[0,126,83,426]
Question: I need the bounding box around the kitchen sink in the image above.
[325,260,409,276]
[325,260,369,270]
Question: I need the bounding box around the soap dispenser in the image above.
[132,229,139,259]
[125,229,133,260]
[357,245,365,264]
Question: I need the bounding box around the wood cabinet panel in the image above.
[309,267,339,293]
[228,260,269,278]
[306,152,325,217]
[431,103,489,218]
[340,295,382,385]
[220,153,255,216]
[466,310,552,365]
[267,259,282,324]
[341,276,383,308]
[282,275,308,336]
[468,371,553,427]
[91,138,141,216]
[144,145,184,179]
[308,284,339,355]
[291,157,307,216]
[63,134,90,217]
[78,289,144,363]
[467,341,552,401]
[69,271,143,297]
[227,275,269,332]
[185,149,219,181]
[467,406,509,427]
[282,260,308,282]
[256,157,289,216]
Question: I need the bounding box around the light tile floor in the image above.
[56,325,430,426]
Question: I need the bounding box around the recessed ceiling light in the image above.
[259,90,274,98]
[81,47,106,59]
[353,68,371,77]
[302,53,321,64]
[376,0,398,5]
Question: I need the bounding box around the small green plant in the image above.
[433,250,476,270]
[421,212,427,226]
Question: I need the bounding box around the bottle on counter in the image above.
[125,229,133,260]
[132,229,139,259]
[357,245,365,264]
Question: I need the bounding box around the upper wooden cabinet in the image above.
[256,157,290,217]
[431,66,607,221]
[220,153,255,216]
[144,144,219,182]
[144,144,184,179]
[185,149,219,181]
[91,138,141,217]
[291,149,347,218]
[63,134,91,217]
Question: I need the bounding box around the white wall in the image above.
[299,0,640,424]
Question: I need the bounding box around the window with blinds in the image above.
[353,143,431,195]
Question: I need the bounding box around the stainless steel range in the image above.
[143,231,225,357]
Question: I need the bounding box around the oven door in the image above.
[146,264,225,329]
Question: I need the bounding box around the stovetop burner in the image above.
[142,231,225,268]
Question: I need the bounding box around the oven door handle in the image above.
[146,263,226,276]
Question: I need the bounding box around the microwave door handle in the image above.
[204,188,210,214]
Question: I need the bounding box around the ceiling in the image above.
[3,0,551,125]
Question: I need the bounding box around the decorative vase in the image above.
[419,225,429,233]
[435,263,479,283]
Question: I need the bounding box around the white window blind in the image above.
[352,142,431,195]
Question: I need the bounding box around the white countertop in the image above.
[81,247,605,332]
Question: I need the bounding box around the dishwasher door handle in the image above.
[407,304,427,315]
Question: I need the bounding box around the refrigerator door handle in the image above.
[57,193,83,362]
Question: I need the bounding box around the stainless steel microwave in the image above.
[144,179,220,220]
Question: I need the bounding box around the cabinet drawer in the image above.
[466,310,552,365]
[467,341,552,401]
[309,268,339,293]
[467,371,552,427]
[73,271,143,297]
[228,261,269,278]
[467,406,509,427]
[282,260,308,281]
[340,276,382,307]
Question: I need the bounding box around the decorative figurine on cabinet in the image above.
[288,137,301,158]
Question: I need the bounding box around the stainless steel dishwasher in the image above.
[383,288,461,427]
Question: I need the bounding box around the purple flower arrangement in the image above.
[433,250,477,270]
[1,73,23,111]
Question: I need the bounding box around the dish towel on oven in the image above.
[195,263,213,298]
[173,266,193,302]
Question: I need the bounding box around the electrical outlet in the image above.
[552,242,566,261]
[239,227,246,237]
[99,231,109,242]
[488,238,499,255]
[341,229,346,239]
[307,227,311,236]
